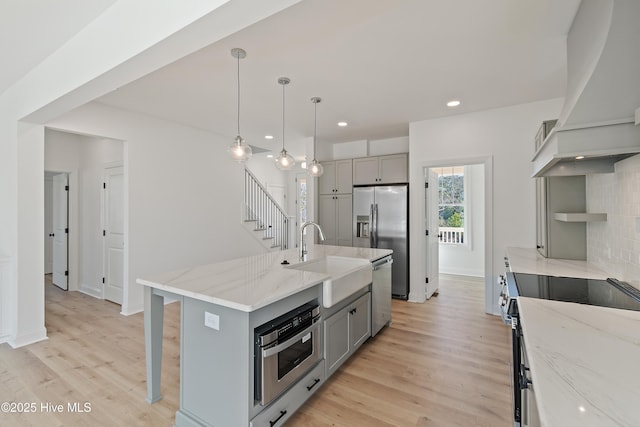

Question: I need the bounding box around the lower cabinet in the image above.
[324,292,371,377]
[250,360,325,427]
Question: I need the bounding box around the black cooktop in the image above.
[512,273,640,312]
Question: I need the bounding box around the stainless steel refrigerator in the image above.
[353,185,409,299]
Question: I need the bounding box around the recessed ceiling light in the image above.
[266,154,274,158]
[264,135,274,140]
[337,122,348,127]
[447,100,461,107]
[575,155,585,160]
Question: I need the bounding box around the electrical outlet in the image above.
[204,312,220,330]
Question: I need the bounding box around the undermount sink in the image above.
[287,256,372,308]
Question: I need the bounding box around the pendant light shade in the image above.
[275,77,295,171]
[308,97,324,177]
[228,48,252,163]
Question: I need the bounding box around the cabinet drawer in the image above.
[250,360,325,427]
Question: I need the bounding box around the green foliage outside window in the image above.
[438,173,464,228]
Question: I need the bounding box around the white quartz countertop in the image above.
[506,247,609,279]
[136,245,392,312]
[518,297,640,427]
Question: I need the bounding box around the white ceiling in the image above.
[0,0,117,95]
[3,0,581,160]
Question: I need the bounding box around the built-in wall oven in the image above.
[254,301,321,406]
[499,271,640,426]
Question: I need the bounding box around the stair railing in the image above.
[244,168,289,250]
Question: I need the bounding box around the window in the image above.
[296,174,307,247]
[436,166,465,245]
[297,176,307,225]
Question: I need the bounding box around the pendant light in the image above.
[274,77,295,170]
[227,48,252,163]
[308,97,324,177]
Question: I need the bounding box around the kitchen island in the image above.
[138,244,392,427]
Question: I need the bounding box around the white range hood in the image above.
[533,0,640,177]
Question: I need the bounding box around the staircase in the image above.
[243,168,290,251]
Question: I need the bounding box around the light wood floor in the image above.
[0,275,511,426]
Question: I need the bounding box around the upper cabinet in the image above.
[319,160,352,194]
[353,154,407,185]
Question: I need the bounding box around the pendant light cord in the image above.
[282,81,286,151]
[236,54,241,136]
[313,100,317,160]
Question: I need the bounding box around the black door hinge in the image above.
[103,230,106,236]
[425,229,429,236]
[65,228,69,234]
[65,270,69,276]
[65,185,69,191]
[425,182,428,188]
[102,277,105,284]
[425,277,429,284]
[103,182,106,189]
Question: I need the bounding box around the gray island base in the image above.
[138,245,392,426]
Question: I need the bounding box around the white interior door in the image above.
[103,166,124,305]
[425,169,439,298]
[44,175,54,274]
[52,173,69,290]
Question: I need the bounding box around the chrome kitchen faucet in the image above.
[299,221,325,261]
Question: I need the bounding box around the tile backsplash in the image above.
[587,154,640,286]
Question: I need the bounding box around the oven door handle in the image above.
[262,320,320,358]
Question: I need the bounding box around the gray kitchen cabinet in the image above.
[319,159,352,195]
[535,176,586,260]
[353,154,407,185]
[349,291,371,350]
[324,291,371,377]
[318,194,352,247]
[324,307,350,376]
[249,361,325,427]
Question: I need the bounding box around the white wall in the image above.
[439,163,485,277]
[409,98,564,313]
[326,136,410,161]
[15,123,47,347]
[48,102,264,314]
[369,136,409,156]
[44,129,124,297]
[586,154,640,286]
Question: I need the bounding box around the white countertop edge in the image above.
[136,276,328,312]
[137,245,392,312]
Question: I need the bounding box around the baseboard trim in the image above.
[121,304,143,316]
[8,327,48,348]
[439,273,484,283]
[79,283,103,299]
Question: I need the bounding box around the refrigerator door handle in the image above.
[369,204,375,247]
[372,203,379,248]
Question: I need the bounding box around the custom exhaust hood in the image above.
[532,0,640,177]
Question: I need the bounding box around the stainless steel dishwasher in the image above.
[371,255,392,336]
